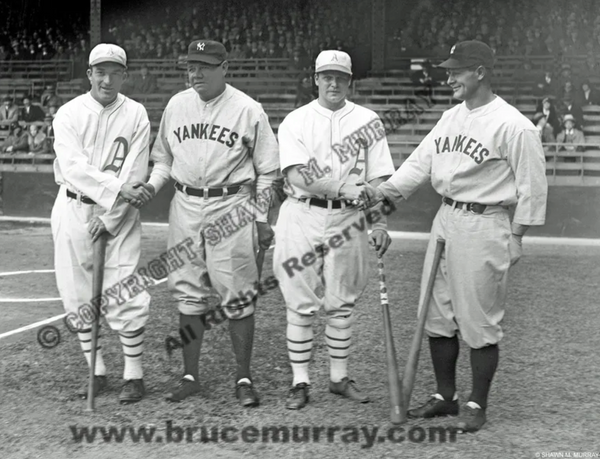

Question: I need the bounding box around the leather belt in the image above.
[298,197,344,209]
[175,182,242,198]
[442,196,487,214]
[66,189,96,205]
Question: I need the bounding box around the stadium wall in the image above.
[1,172,599,238]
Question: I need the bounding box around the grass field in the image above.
[1,222,599,459]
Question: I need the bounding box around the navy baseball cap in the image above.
[437,40,495,69]
[187,40,227,65]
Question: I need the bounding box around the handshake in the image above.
[340,181,385,210]
[119,181,156,209]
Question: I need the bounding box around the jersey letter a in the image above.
[103,137,130,175]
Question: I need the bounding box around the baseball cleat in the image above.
[285,382,310,410]
[119,379,145,404]
[165,376,201,402]
[407,394,459,419]
[78,375,108,399]
[329,377,370,403]
[235,381,260,407]
[454,402,487,433]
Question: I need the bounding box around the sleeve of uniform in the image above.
[378,127,436,201]
[99,105,151,235]
[277,112,310,172]
[506,128,548,226]
[147,104,174,193]
[365,114,396,182]
[52,108,125,211]
[250,109,280,175]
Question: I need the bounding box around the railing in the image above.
[0,60,74,81]
[2,142,600,186]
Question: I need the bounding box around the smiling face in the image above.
[445,65,483,101]
[315,70,351,110]
[187,61,228,101]
[87,62,127,106]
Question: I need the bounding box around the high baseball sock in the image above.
[78,327,106,376]
[469,344,499,410]
[429,335,459,401]
[287,323,313,386]
[180,314,206,382]
[325,324,352,383]
[229,314,254,383]
[119,328,145,380]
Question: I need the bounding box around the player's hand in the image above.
[88,217,108,242]
[369,229,392,257]
[509,234,523,266]
[120,182,154,208]
[256,221,275,250]
[339,183,368,203]
[362,182,386,207]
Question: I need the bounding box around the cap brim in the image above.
[89,57,126,67]
[315,64,352,75]
[187,55,224,65]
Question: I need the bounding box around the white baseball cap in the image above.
[315,50,352,75]
[89,43,127,67]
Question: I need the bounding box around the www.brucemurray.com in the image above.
[70,422,458,448]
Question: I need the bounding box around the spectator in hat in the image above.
[557,114,585,157]
[533,112,556,143]
[578,80,600,106]
[0,97,19,128]
[20,96,46,123]
[131,64,159,94]
[27,123,48,154]
[534,71,559,99]
[559,95,584,128]
[2,123,29,153]
[40,85,62,108]
[536,97,561,136]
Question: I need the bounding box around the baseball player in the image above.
[273,50,396,410]
[51,43,154,404]
[142,40,279,407]
[364,41,548,432]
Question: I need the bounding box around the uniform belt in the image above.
[298,197,344,209]
[442,196,487,214]
[66,189,96,205]
[175,182,242,198]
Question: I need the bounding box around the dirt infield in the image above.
[1,222,599,459]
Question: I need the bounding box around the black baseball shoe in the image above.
[235,381,260,407]
[407,394,459,419]
[119,379,145,404]
[78,375,108,399]
[454,402,487,433]
[286,382,310,410]
[165,376,201,402]
[329,377,370,403]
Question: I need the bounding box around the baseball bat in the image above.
[85,233,108,412]
[401,238,445,417]
[377,254,406,425]
[256,247,266,279]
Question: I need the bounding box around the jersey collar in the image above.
[311,99,355,118]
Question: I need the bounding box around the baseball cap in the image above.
[437,40,495,69]
[89,43,127,67]
[315,50,352,75]
[187,40,227,65]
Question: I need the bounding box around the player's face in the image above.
[187,61,228,101]
[315,71,351,109]
[87,63,127,106]
[445,65,482,101]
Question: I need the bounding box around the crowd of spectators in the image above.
[0,86,62,155]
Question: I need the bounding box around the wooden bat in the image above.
[256,247,265,279]
[377,254,406,425]
[85,233,108,412]
[401,238,445,418]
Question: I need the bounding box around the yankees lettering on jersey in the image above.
[172,123,239,147]
[434,135,490,164]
